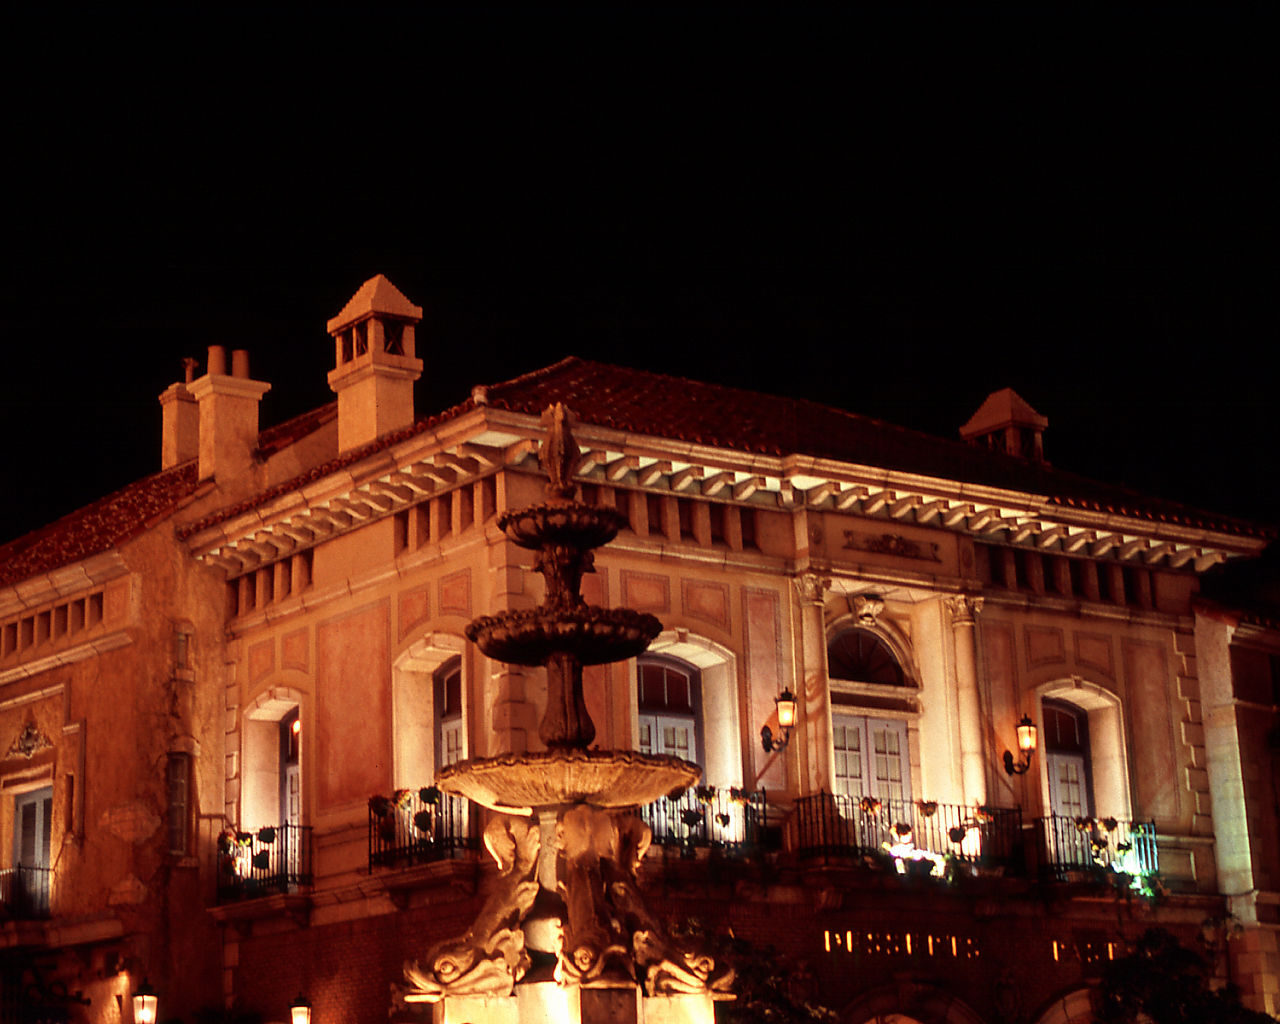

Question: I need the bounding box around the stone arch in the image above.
[825,608,920,690]
[841,981,987,1024]
[1032,676,1132,822]
[392,632,468,789]
[636,630,742,788]
[1030,986,1096,1024]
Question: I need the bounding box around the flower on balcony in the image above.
[413,810,434,835]
[859,796,881,817]
[916,800,938,818]
[392,788,413,809]
[680,809,703,828]
[948,826,968,844]
[695,786,716,805]
[1074,816,1096,832]
[251,850,270,871]
[1101,816,1119,833]
[369,795,393,817]
[973,806,995,824]
[893,822,913,838]
[419,785,441,805]
[728,787,752,805]
[1116,841,1133,854]
[715,812,731,828]
[256,826,276,845]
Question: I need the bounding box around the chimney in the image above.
[326,275,424,452]
[187,345,271,483]
[158,357,200,470]
[960,388,1048,461]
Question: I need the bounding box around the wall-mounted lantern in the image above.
[290,993,312,1024]
[1002,714,1038,775]
[132,980,158,1024]
[761,687,797,753]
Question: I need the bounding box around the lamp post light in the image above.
[132,980,158,1024]
[760,687,797,753]
[290,993,312,1024]
[1002,714,1038,775]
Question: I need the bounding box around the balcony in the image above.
[638,787,768,857]
[1035,814,1158,884]
[0,866,50,919]
[368,789,480,870]
[790,794,1023,875]
[217,823,312,903]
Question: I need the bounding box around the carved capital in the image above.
[794,572,831,606]
[947,594,984,627]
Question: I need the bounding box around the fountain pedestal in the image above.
[396,405,730,1023]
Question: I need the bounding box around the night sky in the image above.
[1,9,1274,547]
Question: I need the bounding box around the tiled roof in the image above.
[0,463,201,588]
[485,358,1272,540]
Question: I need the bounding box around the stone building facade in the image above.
[1,275,1276,1022]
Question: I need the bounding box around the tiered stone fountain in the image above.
[399,405,733,1024]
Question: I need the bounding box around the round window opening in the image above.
[827,628,905,687]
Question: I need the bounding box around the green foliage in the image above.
[1097,928,1276,1024]
[673,919,839,1024]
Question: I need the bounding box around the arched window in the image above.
[828,627,906,686]
[636,656,701,766]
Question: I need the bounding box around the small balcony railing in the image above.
[1035,815,1158,882]
[791,793,1023,874]
[217,823,312,903]
[638,787,768,857]
[0,865,51,918]
[368,788,480,870]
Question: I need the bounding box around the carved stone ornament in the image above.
[402,815,541,1003]
[947,594,985,626]
[852,594,885,624]
[842,530,941,562]
[7,722,52,759]
[794,572,831,606]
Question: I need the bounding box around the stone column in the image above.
[794,573,832,795]
[948,595,986,807]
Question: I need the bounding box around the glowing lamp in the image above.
[1003,714,1038,775]
[761,687,797,752]
[132,980,158,1024]
[290,993,312,1024]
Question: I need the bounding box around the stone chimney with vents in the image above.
[187,345,271,483]
[960,388,1048,461]
[326,274,423,453]
[158,357,200,470]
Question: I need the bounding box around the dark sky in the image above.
[1,9,1274,547]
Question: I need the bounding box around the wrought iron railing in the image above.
[638,787,768,856]
[1035,815,1157,881]
[790,793,1023,873]
[0,865,51,918]
[368,788,479,870]
[217,823,312,903]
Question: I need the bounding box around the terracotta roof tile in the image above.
[0,463,201,588]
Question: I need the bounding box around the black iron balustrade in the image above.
[1035,814,1157,882]
[0,865,51,918]
[638,787,767,856]
[217,822,312,903]
[368,789,479,870]
[791,793,1023,873]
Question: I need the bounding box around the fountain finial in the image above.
[539,402,581,503]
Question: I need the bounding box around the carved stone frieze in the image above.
[843,531,941,562]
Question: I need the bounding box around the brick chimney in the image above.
[960,388,1048,461]
[326,275,423,453]
[188,346,271,483]
[158,357,200,470]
